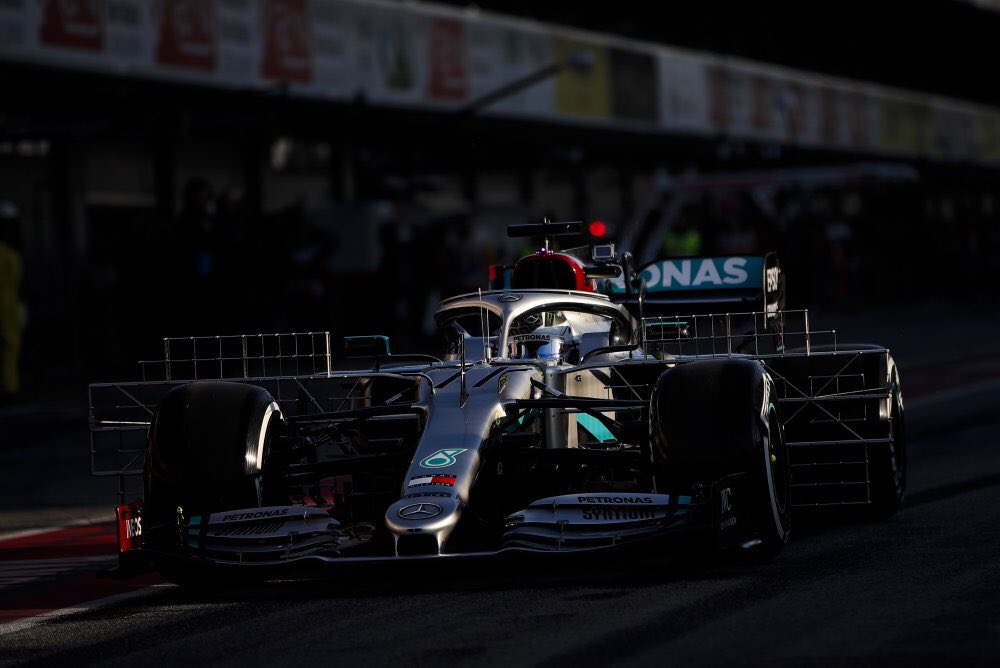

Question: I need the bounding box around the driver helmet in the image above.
[510,326,570,362]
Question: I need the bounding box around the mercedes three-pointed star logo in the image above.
[398,503,443,520]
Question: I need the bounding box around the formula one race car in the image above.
[89,221,905,583]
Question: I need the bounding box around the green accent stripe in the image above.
[576,413,616,443]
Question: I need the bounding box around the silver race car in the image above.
[90,222,904,583]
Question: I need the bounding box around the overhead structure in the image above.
[0,0,998,165]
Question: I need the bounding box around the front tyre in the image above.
[143,381,284,584]
[651,359,791,560]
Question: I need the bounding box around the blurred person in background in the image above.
[314,198,382,339]
[214,184,253,329]
[278,198,336,333]
[712,194,762,255]
[440,215,481,295]
[173,177,223,334]
[824,202,859,309]
[661,200,705,258]
[0,200,25,401]
[377,181,432,348]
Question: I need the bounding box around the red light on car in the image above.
[588,220,607,238]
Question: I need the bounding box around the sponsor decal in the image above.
[653,258,752,289]
[402,491,454,499]
[765,266,781,293]
[512,333,562,343]
[221,508,290,523]
[606,257,764,294]
[398,503,443,520]
[408,474,457,488]
[124,515,142,539]
[718,487,736,529]
[720,487,733,514]
[420,448,467,469]
[581,507,658,521]
[576,496,654,504]
[116,502,143,552]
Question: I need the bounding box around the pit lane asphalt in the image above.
[2,300,999,666]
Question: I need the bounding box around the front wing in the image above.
[115,493,709,573]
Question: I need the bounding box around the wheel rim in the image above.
[888,381,906,498]
[763,403,790,540]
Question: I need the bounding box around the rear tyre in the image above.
[651,359,791,560]
[868,361,906,518]
[144,382,283,585]
[747,400,791,560]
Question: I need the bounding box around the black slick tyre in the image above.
[143,381,283,585]
[867,360,906,518]
[651,358,791,560]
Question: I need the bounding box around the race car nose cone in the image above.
[385,496,462,549]
[397,502,443,520]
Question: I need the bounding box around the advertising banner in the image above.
[426,17,467,101]
[260,0,312,83]
[553,36,611,119]
[350,2,423,105]
[609,47,657,122]
[155,0,217,72]
[933,107,978,161]
[216,1,256,84]
[750,74,775,137]
[658,52,711,134]
[880,97,933,156]
[847,90,875,151]
[40,0,104,52]
[467,20,554,117]
[820,87,843,146]
[0,0,997,164]
[978,112,1000,163]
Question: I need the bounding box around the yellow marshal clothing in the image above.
[661,228,703,258]
[0,240,23,395]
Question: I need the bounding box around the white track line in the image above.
[0,556,117,588]
[0,511,114,542]
[0,584,173,637]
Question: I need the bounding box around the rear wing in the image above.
[600,252,784,319]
